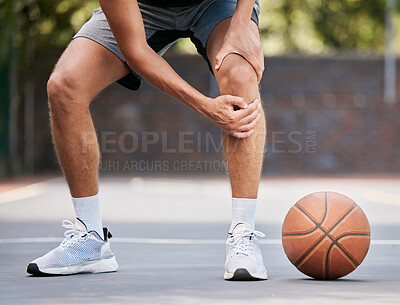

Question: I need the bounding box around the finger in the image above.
[244,46,264,82]
[259,49,265,71]
[216,50,244,71]
[228,95,248,110]
[256,57,265,83]
[238,113,261,132]
[232,129,254,139]
[234,99,260,119]
[238,106,260,125]
[215,49,229,71]
[239,51,263,83]
[252,56,264,83]
[251,33,265,82]
[257,43,265,81]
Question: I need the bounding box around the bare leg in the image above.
[47,38,129,197]
[207,19,266,199]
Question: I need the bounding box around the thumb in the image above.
[229,96,248,110]
[214,50,228,71]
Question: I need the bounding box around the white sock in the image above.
[72,193,104,239]
[229,197,257,233]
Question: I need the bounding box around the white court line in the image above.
[0,237,399,246]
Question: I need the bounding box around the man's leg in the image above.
[27,38,129,276]
[207,18,267,281]
[207,18,266,214]
[48,37,129,237]
[48,37,129,198]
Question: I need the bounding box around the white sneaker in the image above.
[224,223,268,281]
[27,218,118,276]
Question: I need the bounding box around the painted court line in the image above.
[0,237,399,246]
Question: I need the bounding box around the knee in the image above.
[47,71,82,114]
[217,57,258,95]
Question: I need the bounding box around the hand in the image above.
[215,21,264,83]
[205,96,261,139]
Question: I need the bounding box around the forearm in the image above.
[99,0,209,117]
[127,46,210,117]
[232,0,255,23]
[215,0,263,82]
[99,0,260,139]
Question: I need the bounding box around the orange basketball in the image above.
[282,191,370,280]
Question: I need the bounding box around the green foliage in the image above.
[34,0,99,47]
[258,0,399,55]
[0,0,98,52]
[305,0,387,50]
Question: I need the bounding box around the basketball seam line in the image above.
[324,205,360,278]
[330,232,371,267]
[282,228,317,236]
[325,242,336,279]
[335,242,359,267]
[294,205,319,225]
[285,192,329,236]
[292,193,358,275]
[295,204,357,269]
[292,193,329,267]
[295,234,326,267]
[336,232,371,240]
[322,192,328,224]
[326,205,357,236]
[325,232,367,279]
[294,203,325,227]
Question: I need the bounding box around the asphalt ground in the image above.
[0,176,399,304]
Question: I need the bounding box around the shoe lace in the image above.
[226,229,265,256]
[60,220,88,249]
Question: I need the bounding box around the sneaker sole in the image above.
[224,268,268,281]
[27,256,118,276]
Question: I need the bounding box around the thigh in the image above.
[206,18,261,103]
[74,6,182,91]
[206,17,261,76]
[51,37,130,102]
[189,0,260,72]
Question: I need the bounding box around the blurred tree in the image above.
[0,0,98,175]
[258,0,399,55]
[306,0,387,51]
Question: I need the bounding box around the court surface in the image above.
[0,176,399,304]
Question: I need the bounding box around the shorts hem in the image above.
[72,35,142,91]
[201,11,260,50]
[72,34,126,63]
[197,12,260,74]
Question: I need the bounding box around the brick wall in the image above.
[33,51,400,175]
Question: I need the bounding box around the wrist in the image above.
[231,13,251,25]
[193,95,212,118]
[232,0,254,23]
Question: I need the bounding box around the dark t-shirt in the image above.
[138,0,204,7]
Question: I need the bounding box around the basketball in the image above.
[282,191,370,280]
